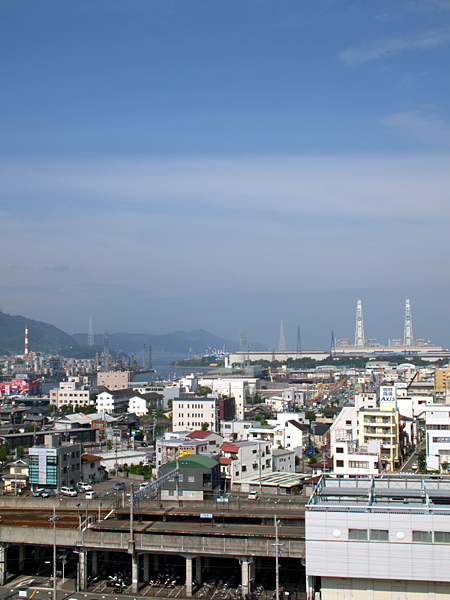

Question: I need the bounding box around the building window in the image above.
[349,461,369,469]
[412,531,432,543]
[370,529,388,541]
[348,529,367,541]
[435,532,450,543]
[168,490,174,497]
[345,421,352,426]
[336,460,344,467]
[336,447,344,453]
[188,475,195,482]
[178,474,183,482]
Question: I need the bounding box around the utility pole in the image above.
[271,516,283,600]
[14,447,17,497]
[48,507,59,600]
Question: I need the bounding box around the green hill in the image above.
[0,312,78,355]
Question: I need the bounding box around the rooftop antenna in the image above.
[354,300,365,347]
[87,316,94,347]
[278,320,286,352]
[404,299,414,347]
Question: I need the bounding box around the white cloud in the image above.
[381,110,450,145]
[339,28,450,64]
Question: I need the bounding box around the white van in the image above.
[61,487,78,497]
[85,491,98,499]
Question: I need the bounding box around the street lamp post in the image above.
[271,516,283,600]
[76,503,81,528]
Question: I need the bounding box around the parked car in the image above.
[85,491,98,500]
[113,482,126,490]
[77,482,92,492]
[40,489,56,498]
[247,492,258,500]
[32,488,45,497]
[140,481,150,489]
[61,487,78,497]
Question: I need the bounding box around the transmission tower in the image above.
[149,345,152,370]
[87,316,94,347]
[143,343,146,368]
[239,330,247,366]
[101,330,111,372]
[354,299,365,347]
[404,299,414,347]
[296,326,302,357]
[330,330,335,356]
[278,320,286,352]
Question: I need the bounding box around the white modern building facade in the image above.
[50,376,92,410]
[305,475,450,600]
[172,396,219,432]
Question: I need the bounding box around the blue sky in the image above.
[1,0,450,350]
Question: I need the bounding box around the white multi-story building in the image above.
[172,396,219,432]
[128,392,164,416]
[220,440,272,486]
[424,405,450,471]
[306,475,450,600]
[96,389,134,414]
[49,376,93,410]
[198,377,260,420]
[220,420,258,441]
[332,434,381,476]
[271,448,296,473]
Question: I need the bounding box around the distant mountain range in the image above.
[71,330,267,355]
[0,311,76,355]
[0,311,267,357]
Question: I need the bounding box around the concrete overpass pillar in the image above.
[131,553,139,594]
[91,550,98,576]
[34,546,40,562]
[143,554,149,582]
[241,557,252,598]
[250,558,255,584]
[196,557,201,585]
[185,555,193,597]
[306,575,315,600]
[18,545,25,572]
[154,553,159,572]
[0,543,7,585]
[79,550,87,591]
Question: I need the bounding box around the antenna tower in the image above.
[330,330,335,355]
[239,330,247,366]
[296,325,302,357]
[101,330,111,372]
[143,343,146,368]
[278,320,286,352]
[404,299,414,347]
[87,316,94,347]
[354,299,365,347]
[149,345,152,370]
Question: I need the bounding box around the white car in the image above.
[77,482,92,492]
[85,491,98,500]
[61,487,78,497]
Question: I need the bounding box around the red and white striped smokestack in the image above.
[25,324,29,358]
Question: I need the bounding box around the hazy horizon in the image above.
[2,1,450,352]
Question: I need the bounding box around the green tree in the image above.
[305,410,316,422]
[0,443,10,464]
[201,422,209,431]
[167,399,173,409]
[80,442,85,454]
[16,445,25,459]
[27,425,35,432]
[156,409,165,418]
[107,439,112,451]
[195,386,212,397]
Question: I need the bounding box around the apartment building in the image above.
[220,440,271,487]
[198,377,260,420]
[49,376,92,410]
[172,396,219,432]
[358,401,400,471]
[332,432,381,476]
[128,392,164,416]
